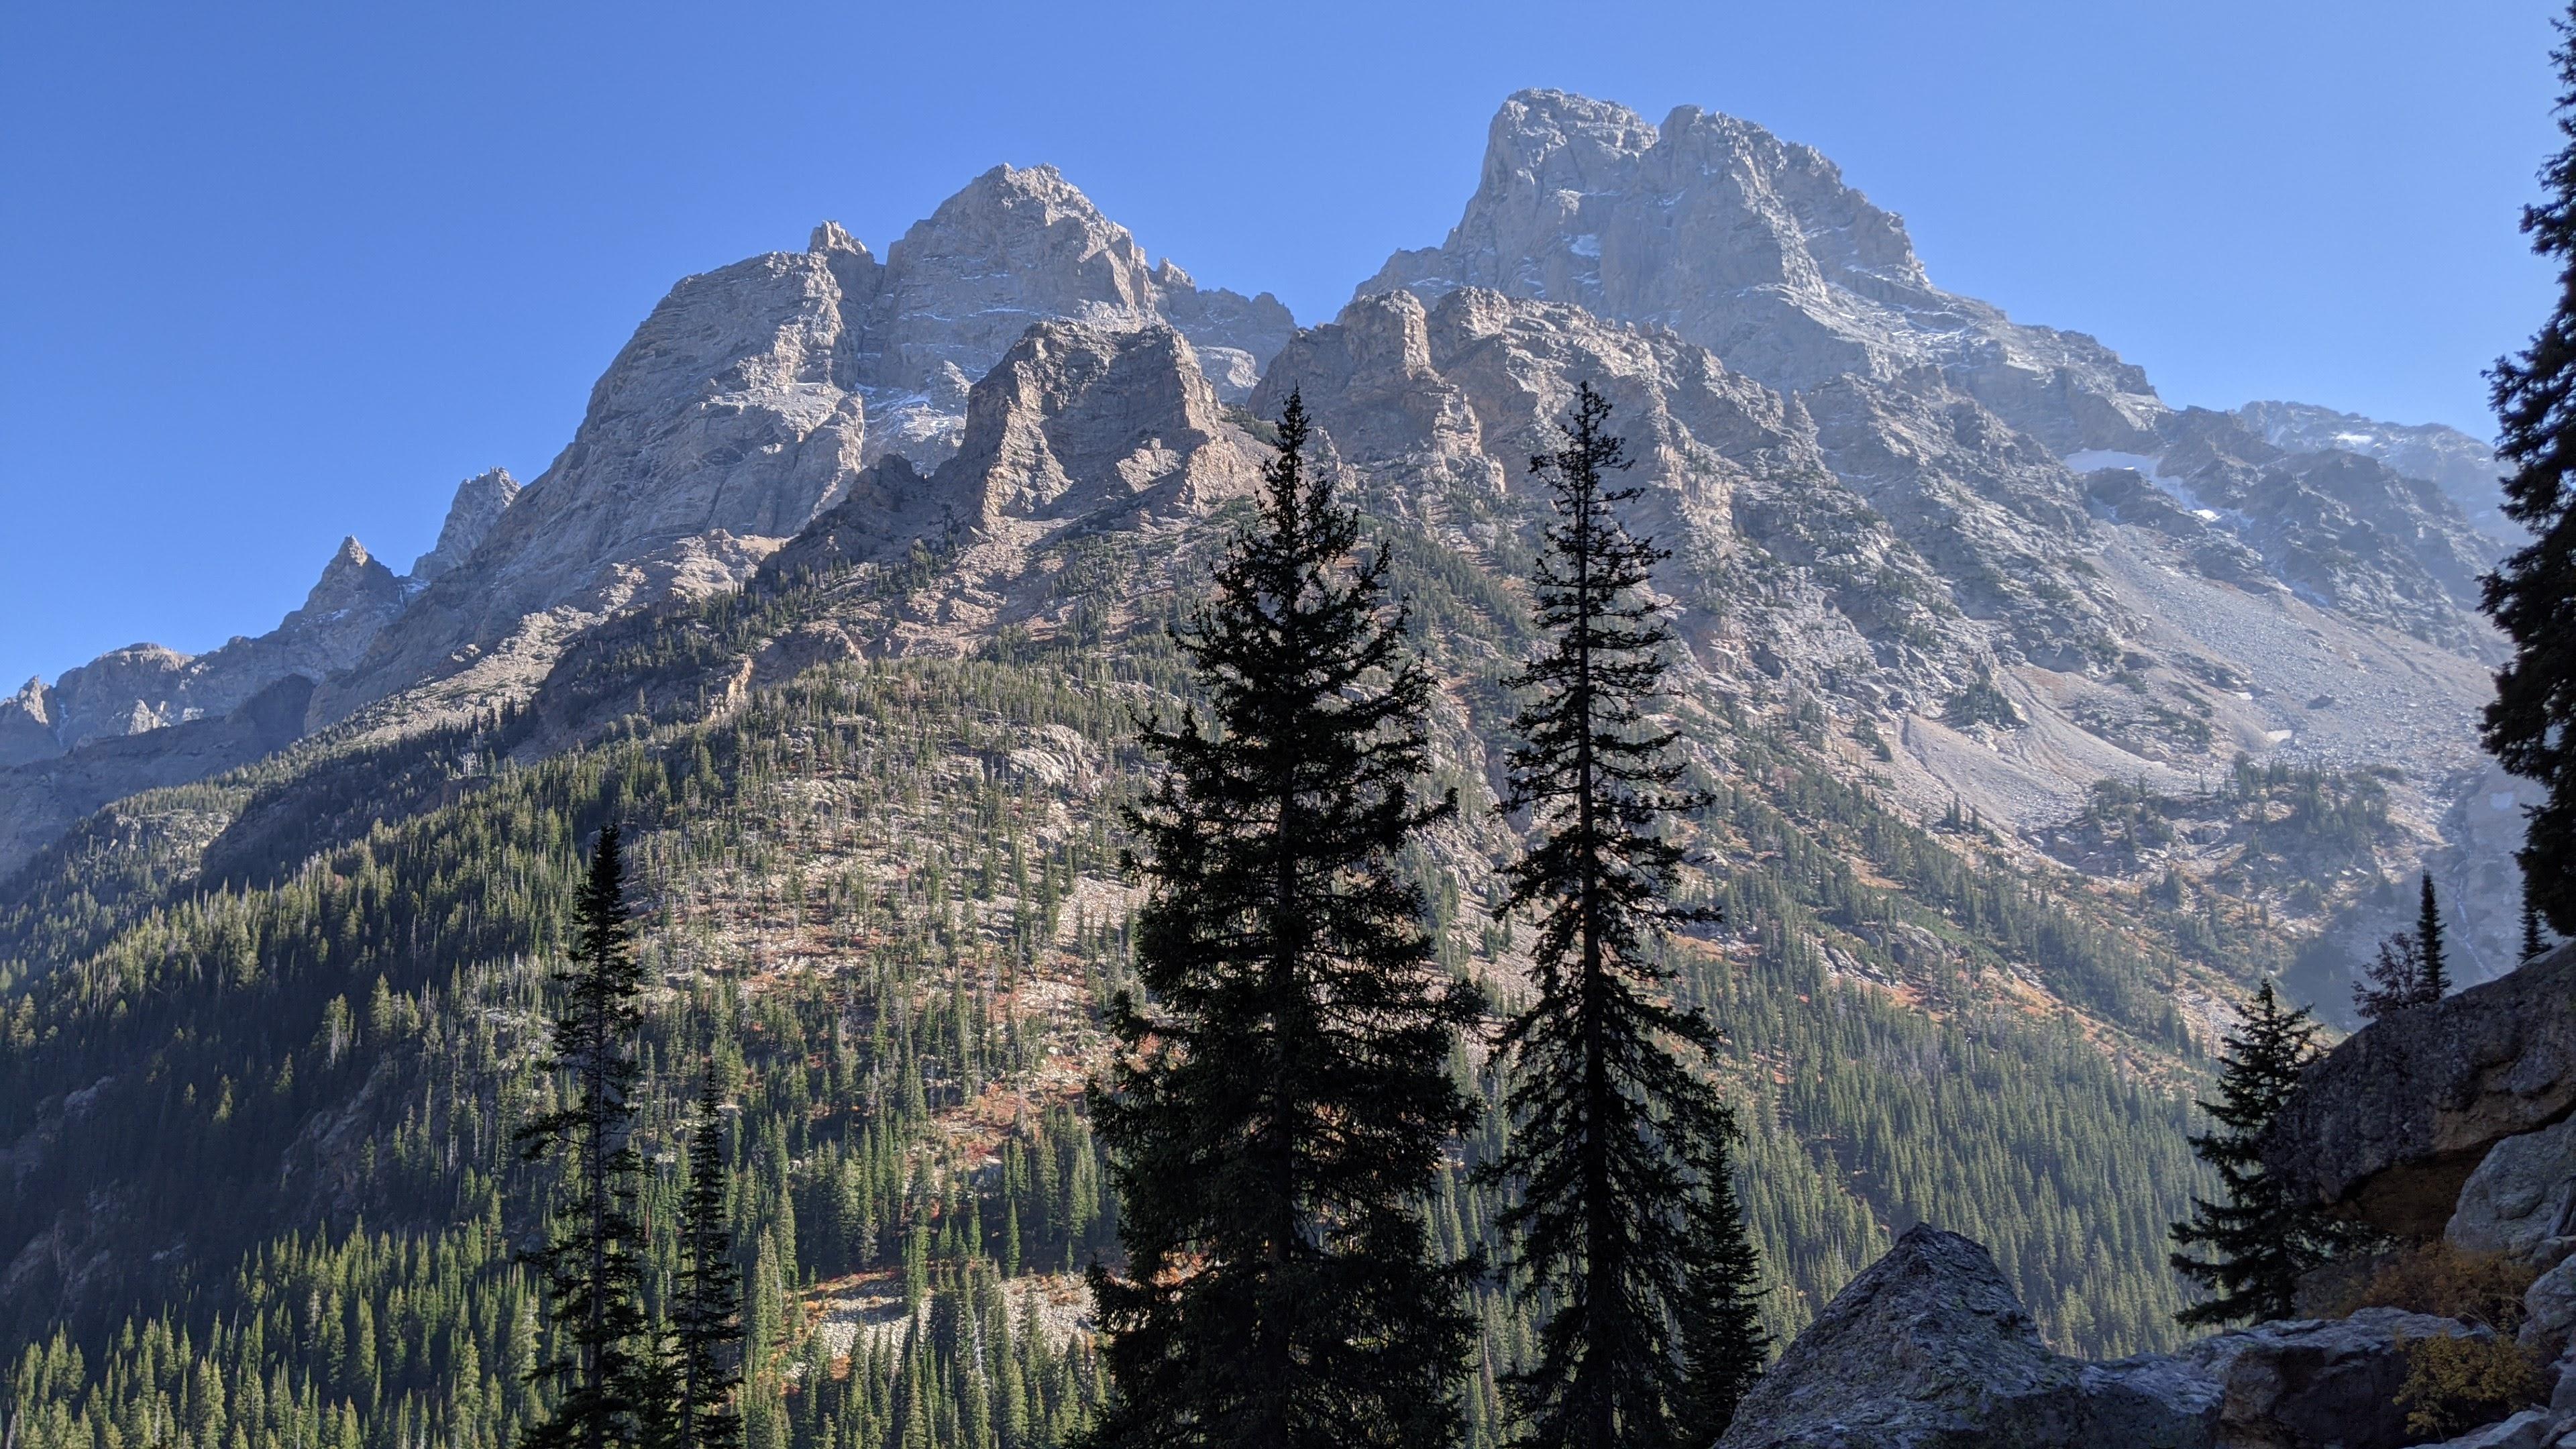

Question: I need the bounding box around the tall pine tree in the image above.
[1083,390,1479,1449]
[1487,382,1766,1448]
[2169,981,2334,1328]
[2355,875,2451,1021]
[2486,2,2576,935]
[2418,873,2449,1002]
[521,824,655,1449]
[672,1061,744,1449]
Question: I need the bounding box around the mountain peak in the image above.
[407,468,523,585]
[1366,89,2154,452]
[297,535,402,621]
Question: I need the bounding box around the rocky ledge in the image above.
[2265,943,2576,1241]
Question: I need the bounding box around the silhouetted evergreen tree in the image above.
[2418,874,2449,1000]
[1673,1114,1771,1446]
[2486,3,2576,936]
[673,1061,745,1449]
[2355,875,2449,1021]
[2169,981,2332,1327]
[521,825,655,1449]
[1083,391,1479,1449]
[2527,877,2553,963]
[1485,382,1762,1449]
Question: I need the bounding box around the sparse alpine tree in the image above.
[2170,980,2335,1328]
[671,1061,744,1449]
[521,824,656,1449]
[2485,3,2576,935]
[2418,873,2450,1000]
[1486,381,1766,1449]
[2527,876,2553,963]
[1083,390,1479,1449]
[2354,874,2449,1022]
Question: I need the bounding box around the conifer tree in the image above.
[2485,3,2576,934]
[1084,390,1479,1449]
[520,825,655,1449]
[1486,382,1764,1448]
[2169,981,2333,1328]
[672,1061,744,1449]
[2526,877,2553,963]
[2418,873,2449,1001]
[1672,1114,1772,1447]
[2355,875,2451,1022]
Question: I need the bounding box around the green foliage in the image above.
[1085,392,1477,1449]
[2396,1334,2547,1438]
[2169,983,2337,1328]
[669,1064,744,1449]
[2483,1,2576,938]
[519,826,656,1449]
[2328,1243,2538,1334]
[1483,382,1762,1448]
[1940,667,2022,730]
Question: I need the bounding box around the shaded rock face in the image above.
[2143,409,2499,651]
[0,675,317,875]
[11,538,404,761]
[941,320,1263,527]
[2266,943,2576,1238]
[1360,89,2163,454]
[1715,1223,2469,1449]
[1360,91,2496,659]
[2237,400,2508,545]
[1259,286,1980,708]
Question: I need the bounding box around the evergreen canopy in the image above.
[2486,3,2576,934]
[1084,391,1479,1449]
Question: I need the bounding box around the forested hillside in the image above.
[0,447,2335,1449]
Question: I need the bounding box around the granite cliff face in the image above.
[1359,89,2164,454]
[1366,89,2501,662]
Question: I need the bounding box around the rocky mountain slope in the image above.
[0,85,2544,1449]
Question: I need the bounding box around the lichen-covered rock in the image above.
[2265,944,2576,1239]
[2451,1118,2576,1267]
[1717,1224,2483,1449]
[1713,1224,2212,1448]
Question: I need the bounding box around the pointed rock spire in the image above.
[407,468,523,584]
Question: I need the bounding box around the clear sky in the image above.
[0,1,2563,690]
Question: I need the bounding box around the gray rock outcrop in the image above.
[2238,400,2508,543]
[405,468,521,584]
[2450,1117,2576,1267]
[0,675,317,875]
[1715,1223,2478,1449]
[2266,943,2576,1238]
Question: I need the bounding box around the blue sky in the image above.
[0,1,2563,690]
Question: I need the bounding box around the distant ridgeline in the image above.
[0,87,2523,1449]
